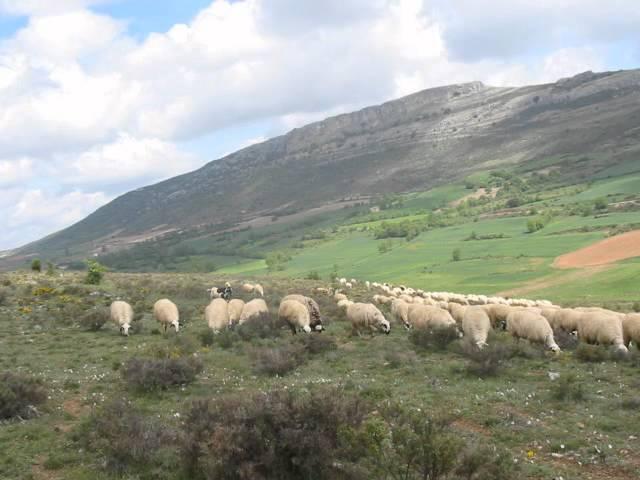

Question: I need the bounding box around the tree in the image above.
[46,262,55,276]
[594,197,608,211]
[85,260,107,285]
[452,248,461,262]
[31,259,41,272]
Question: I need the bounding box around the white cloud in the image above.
[63,133,201,186]
[0,0,636,249]
[0,157,33,186]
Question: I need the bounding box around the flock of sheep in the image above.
[108,276,640,356]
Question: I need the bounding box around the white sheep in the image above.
[315,287,331,295]
[239,299,269,324]
[622,313,640,349]
[153,298,180,333]
[337,298,354,310]
[253,283,264,297]
[334,292,348,302]
[345,282,353,289]
[482,303,511,329]
[347,302,390,336]
[205,298,229,333]
[506,310,559,352]
[407,305,456,330]
[365,281,371,290]
[461,306,491,349]
[279,299,323,334]
[577,311,628,353]
[282,294,323,330]
[110,300,133,336]
[228,299,245,326]
[448,303,468,326]
[390,299,410,328]
[373,294,392,305]
[241,283,255,294]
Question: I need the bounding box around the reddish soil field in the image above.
[554,230,640,269]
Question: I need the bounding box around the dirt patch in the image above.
[452,187,499,207]
[63,398,88,418]
[553,230,640,269]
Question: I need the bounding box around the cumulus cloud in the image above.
[62,133,201,187]
[0,157,33,186]
[0,0,636,249]
[0,189,110,250]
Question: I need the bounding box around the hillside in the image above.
[6,68,640,267]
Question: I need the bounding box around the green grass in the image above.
[1,271,640,479]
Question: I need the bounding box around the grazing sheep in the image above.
[153,299,180,333]
[205,298,229,333]
[282,294,323,331]
[345,282,353,289]
[577,311,628,353]
[279,299,322,334]
[398,294,413,304]
[373,294,392,305]
[462,306,491,349]
[338,278,347,285]
[482,303,511,329]
[448,303,468,326]
[228,299,245,326]
[622,313,640,349]
[334,292,348,302]
[337,298,353,310]
[239,299,269,324]
[253,283,264,297]
[550,308,582,333]
[347,303,390,336]
[407,305,456,330]
[365,281,371,290]
[315,287,331,295]
[506,310,559,352]
[208,282,232,300]
[241,283,255,294]
[110,300,133,336]
[390,299,410,328]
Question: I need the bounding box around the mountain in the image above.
[6,68,640,266]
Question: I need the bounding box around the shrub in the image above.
[296,334,337,355]
[46,262,55,276]
[31,259,41,272]
[85,260,107,285]
[250,344,306,376]
[341,410,462,480]
[575,343,610,363]
[122,356,203,392]
[455,444,518,480]
[214,329,240,349]
[462,343,511,377]
[0,288,7,306]
[554,330,579,350]
[75,399,178,477]
[550,373,585,401]
[79,307,110,331]
[236,313,281,341]
[409,325,459,352]
[452,248,461,261]
[594,197,608,210]
[305,270,321,280]
[620,397,640,410]
[181,387,370,479]
[0,372,47,420]
[633,302,640,313]
[198,328,215,347]
[526,218,545,233]
[384,349,418,368]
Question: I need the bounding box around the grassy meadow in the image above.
[1,271,640,479]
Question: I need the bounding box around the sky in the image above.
[0,0,638,250]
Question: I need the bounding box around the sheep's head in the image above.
[120,323,130,336]
[373,312,390,335]
[172,320,180,332]
[302,325,312,333]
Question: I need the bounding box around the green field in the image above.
[1,271,640,479]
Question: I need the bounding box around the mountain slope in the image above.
[10,69,640,263]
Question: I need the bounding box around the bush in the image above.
[455,444,518,480]
[384,349,418,368]
[181,387,371,479]
[452,248,461,261]
[236,313,281,341]
[409,325,459,352]
[31,259,41,272]
[79,307,110,331]
[550,373,585,402]
[250,344,306,376]
[296,334,337,355]
[633,302,640,313]
[122,356,203,392]
[526,218,545,233]
[575,343,610,363]
[554,330,579,350]
[198,328,215,347]
[0,372,47,420]
[85,260,106,285]
[305,270,321,280]
[75,399,178,477]
[0,288,7,306]
[462,343,511,377]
